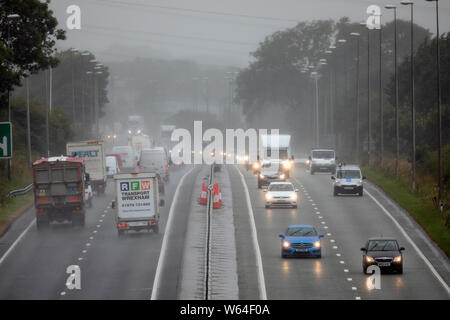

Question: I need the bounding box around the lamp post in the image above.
[350,32,361,163]
[385,4,399,178]
[425,0,442,211]
[401,1,416,190]
[360,22,372,164]
[311,71,320,148]
[6,13,20,179]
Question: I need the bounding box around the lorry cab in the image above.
[32,156,86,229]
[112,145,136,169]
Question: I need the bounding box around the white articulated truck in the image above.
[67,140,107,194]
[112,173,163,236]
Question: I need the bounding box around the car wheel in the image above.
[265,204,270,208]
[316,254,322,259]
[359,188,363,197]
[333,188,338,196]
[398,266,403,274]
[363,266,367,274]
[292,205,297,209]
[281,253,286,259]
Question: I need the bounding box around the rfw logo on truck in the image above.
[120,181,151,192]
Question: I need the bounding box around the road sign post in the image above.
[0,122,13,159]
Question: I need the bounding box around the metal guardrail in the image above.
[7,183,33,198]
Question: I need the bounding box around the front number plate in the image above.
[378,262,391,267]
[296,249,308,252]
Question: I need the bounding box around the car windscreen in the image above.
[286,227,317,237]
[269,184,294,191]
[261,162,279,170]
[337,170,361,179]
[367,240,399,251]
[312,151,335,159]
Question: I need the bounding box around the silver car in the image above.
[331,165,366,196]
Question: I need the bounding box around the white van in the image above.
[105,155,120,177]
[138,147,169,181]
[111,145,137,169]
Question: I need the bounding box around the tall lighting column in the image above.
[385,4,399,178]
[350,32,361,163]
[425,0,442,210]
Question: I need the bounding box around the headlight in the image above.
[244,155,249,161]
[289,193,297,200]
[253,163,260,170]
[259,174,265,179]
[265,193,273,201]
[306,160,311,165]
[365,256,374,263]
[282,161,291,169]
[393,255,402,263]
[128,130,132,134]
[279,173,286,180]
[282,241,290,248]
[313,241,321,248]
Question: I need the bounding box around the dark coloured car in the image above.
[361,238,405,274]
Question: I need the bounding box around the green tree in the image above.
[0,0,65,111]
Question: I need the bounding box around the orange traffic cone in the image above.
[199,182,208,205]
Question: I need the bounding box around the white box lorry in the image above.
[67,140,107,194]
[112,173,163,235]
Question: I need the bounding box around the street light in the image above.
[401,1,416,190]
[310,71,320,148]
[361,21,373,164]
[5,13,20,180]
[425,0,442,211]
[385,4,399,178]
[350,32,361,163]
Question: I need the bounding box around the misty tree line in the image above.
[235,17,450,172]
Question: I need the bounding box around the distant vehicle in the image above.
[67,140,107,194]
[331,164,366,196]
[130,134,152,159]
[260,134,293,177]
[361,238,405,274]
[127,115,144,136]
[264,182,299,208]
[84,175,93,208]
[105,155,120,178]
[106,153,123,171]
[279,225,324,258]
[111,145,137,169]
[32,156,87,229]
[258,160,286,189]
[112,173,164,236]
[138,147,170,182]
[308,148,336,174]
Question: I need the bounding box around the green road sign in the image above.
[0,122,12,159]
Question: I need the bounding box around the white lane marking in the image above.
[340,261,345,264]
[235,166,268,300]
[93,230,97,234]
[344,269,349,273]
[151,166,195,300]
[365,189,450,294]
[333,246,338,249]
[321,221,326,224]
[355,296,361,300]
[347,278,353,281]
[78,257,83,261]
[0,219,34,266]
[82,250,87,254]
[352,287,357,291]
[60,291,66,296]
[330,239,335,243]
[336,253,341,257]
[327,233,332,236]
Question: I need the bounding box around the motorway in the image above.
[0,165,195,299]
[230,165,450,300]
[0,163,449,300]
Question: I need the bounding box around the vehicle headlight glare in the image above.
[280,174,285,180]
[290,193,297,200]
[260,174,265,179]
[313,241,321,248]
[283,241,290,248]
[265,193,273,201]
[393,255,402,263]
[366,256,374,263]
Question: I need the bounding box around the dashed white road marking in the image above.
[352,287,357,291]
[344,269,349,273]
[336,253,341,257]
[340,261,345,264]
[60,291,66,296]
[0,219,34,266]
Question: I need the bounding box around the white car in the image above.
[106,155,120,178]
[264,182,299,208]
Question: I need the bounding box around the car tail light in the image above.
[148,221,153,226]
[118,223,127,228]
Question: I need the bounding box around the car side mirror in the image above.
[279,234,285,239]
[360,247,367,251]
[331,176,335,180]
[362,176,367,180]
[159,199,165,207]
[111,200,115,209]
[399,247,405,251]
[319,234,324,238]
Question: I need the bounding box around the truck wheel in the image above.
[118,229,125,236]
[333,188,338,196]
[74,213,85,227]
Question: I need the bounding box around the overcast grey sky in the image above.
[50,0,450,67]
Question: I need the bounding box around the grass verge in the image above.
[362,165,450,257]
[0,192,33,237]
